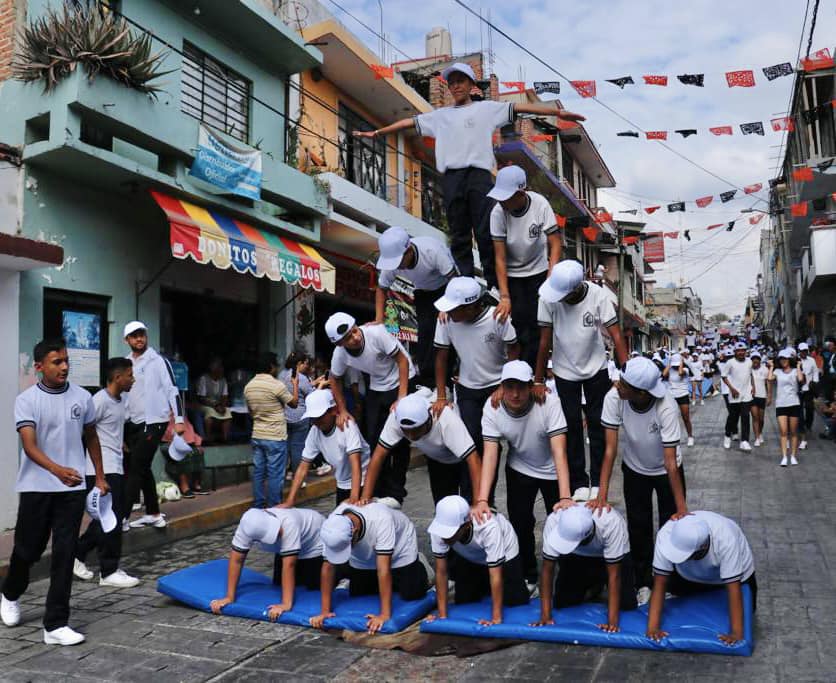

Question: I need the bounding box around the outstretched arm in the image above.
[354,118,416,139]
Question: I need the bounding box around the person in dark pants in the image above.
[721,342,754,452]
[1,339,108,646]
[535,261,628,500]
[797,342,820,450]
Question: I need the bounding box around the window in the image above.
[337,103,386,199]
[181,42,251,142]
[561,146,574,189]
[421,163,446,232]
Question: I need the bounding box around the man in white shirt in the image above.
[488,165,561,366]
[326,313,416,507]
[374,226,458,388]
[535,260,628,500]
[797,342,819,449]
[312,503,427,634]
[721,342,754,451]
[646,512,756,647]
[123,321,184,528]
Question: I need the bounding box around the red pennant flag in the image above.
[556,120,579,130]
[501,81,526,91]
[801,48,834,72]
[555,214,567,229]
[370,64,394,79]
[792,167,814,182]
[582,226,600,242]
[663,231,680,239]
[643,75,668,86]
[790,201,808,217]
[726,70,756,87]
[646,131,668,140]
[530,134,554,142]
[707,223,724,230]
[743,183,763,194]
[832,193,836,203]
[593,209,613,223]
[571,80,597,98]
[749,214,765,225]
[645,206,661,214]
[622,236,639,245]
[695,196,713,208]
[710,126,733,136]
[771,117,795,132]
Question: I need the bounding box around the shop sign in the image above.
[189,125,262,200]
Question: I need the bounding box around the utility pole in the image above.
[617,223,625,334]
[778,212,795,344]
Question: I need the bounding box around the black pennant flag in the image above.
[533,81,561,95]
[606,76,635,89]
[619,209,639,215]
[740,122,765,136]
[617,131,640,137]
[817,158,834,173]
[668,202,685,213]
[726,221,736,232]
[675,129,698,138]
[720,190,737,203]
[677,73,705,87]
[684,230,691,241]
[762,62,793,81]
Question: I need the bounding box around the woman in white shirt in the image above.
[767,349,806,467]
[662,354,694,447]
[749,352,770,447]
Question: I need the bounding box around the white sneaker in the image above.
[1,595,20,627]
[73,559,93,581]
[636,587,652,606]
[314,463,333,477]
[336,578,350,591]
[700,400,704,406]
[100,569,140,588]
[131,503,142,512]
[780,456,788,467]
[732,434,739,441]
[753,437,761,447]
[799,440,807,450]
[526,581,539,599]
[43,626,85,646]
[376,496,401,510]
[129,514,166,528]
[588,486,600,500]
[687,436,695,447]
[723,436,731,449]
[122,519,131,533]
[572,487,590,502]
[790,455,799,466]
[740,441,752,452]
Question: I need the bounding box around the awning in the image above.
[150,191,335,294]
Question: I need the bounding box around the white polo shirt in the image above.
[231,508,324,559]
[773,369,801,408]
[667,364,691,398]
[718,360,730,395]
[751,365,768,399]
[601,387,682,476]
[86,389,126,476]
[542,507,630,563]
[653,511,754,585]
[302,421,370,490]
[799,356,819,392]
[331,324,416,392]
[538,282,618,381]
[333,502,418,570]
[430,512,519,567]
[15,382,96,493]
[481,393,568,479]
[413,100,515,173]
[490,191,558,277]
[379,405,475,465]
[721,358,754,404]
[434,306,517,389]
[378,236,457,292]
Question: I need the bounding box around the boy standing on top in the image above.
[355,62,584,288]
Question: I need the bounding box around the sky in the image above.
[313,0,836,316]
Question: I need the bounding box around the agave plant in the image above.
[12,1,172,96]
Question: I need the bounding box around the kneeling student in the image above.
[535,505,636,632]
[210,507,324,621]
[427,495,529,626]
[313,502,427,634]
[646,511,756,646]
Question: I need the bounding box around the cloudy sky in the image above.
[315,0,836,315]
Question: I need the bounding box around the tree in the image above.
[709,313,730,325]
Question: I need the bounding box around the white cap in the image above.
[325,312,356,344]
[376,226,411,271]
[169,434,193,462]
[86,486,117,533]
[778,348,793,359]
[798,342,809,351]
[621,357,667,398]
[320,512,354,564]
[546,505,594,555]
[123,321,147,337]
[670,353,683,365]
[734,341,748,350]
[658,515,710,564]
[487,165,527,201]
[538,260,584,303]
[239,508,281,547]
[394,392,431,429]
[302,389,336,420]
[500,360,534,383]
[749,351,761,359]
[434,277,482,312]
[630,350,640,357]
[428,495,470,539]
[441,62,477,82]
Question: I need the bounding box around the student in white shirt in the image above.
[749,352,770,447]
[362,391,482,505]
[74,358,140,588]
[662,354,694,447]
[312,503,427,634]
[592,357,688,602]
[685,349,704,405]
[326,313,416,507]
[721,342,754,451]
[646,512,756,647]
[488,165,561,367]
[355,62,584,288]
[282,389,370,507]
[374,226,458,388]
[2,339,107,646]
[478,360,572,584]
[534,260,628,500]
[797,343,819,450]
[210,507,324,621]
[426,495,529,626]
[768,349,805,466]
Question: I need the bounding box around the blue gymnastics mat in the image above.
[157,559,436,634]
[420,585,753,656]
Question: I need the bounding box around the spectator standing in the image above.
[797,343,819,450]
[279,352,330,478]
[195,357,232,443]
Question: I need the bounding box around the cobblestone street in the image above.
[1,395,835,682]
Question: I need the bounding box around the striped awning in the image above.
[150,190,335,294]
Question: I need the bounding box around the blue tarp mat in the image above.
[157,559,436,634]
[420,585,753,656]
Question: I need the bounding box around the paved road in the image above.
[2,395,834,681]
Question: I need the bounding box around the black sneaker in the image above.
[181,489,195,499]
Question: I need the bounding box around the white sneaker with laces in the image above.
[723,436,731,449]
[780,455,788,467]
[687,436,695,447]
[572,487,590,502]
[130,514,166,528]
[636,587,652,606]
[376,496,401,510]
[1,595,20,627]
[100,569,140,588]
[131,503,142,512]
[314,463,333,477]
[740,441,752,452]
[43,626,85,646]
[73,559,93,581]
[790,455,799,466]
[798,440,807,450]
[588,486,600,500]
[336,578,350,591]
[122,519,131,533]
[700,399,704,406]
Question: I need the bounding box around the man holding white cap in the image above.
[593,357,688,604]
[478,360,572,585]
[646,511,756,646]
[122,321,184,528]
[488,165,561,367]
[535,504,636,632]
[534,259,628,500]
[74,357,140,588]
[354,62,584,286]
[364,391,481,505]
[374,226,457,388]
[312,502,427,634]
[325,313,416,507]
[721,342,754,451]
[210,507,324,621]
[797,342,819,450]
[282,389,370,507]
[426,494,528,626]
